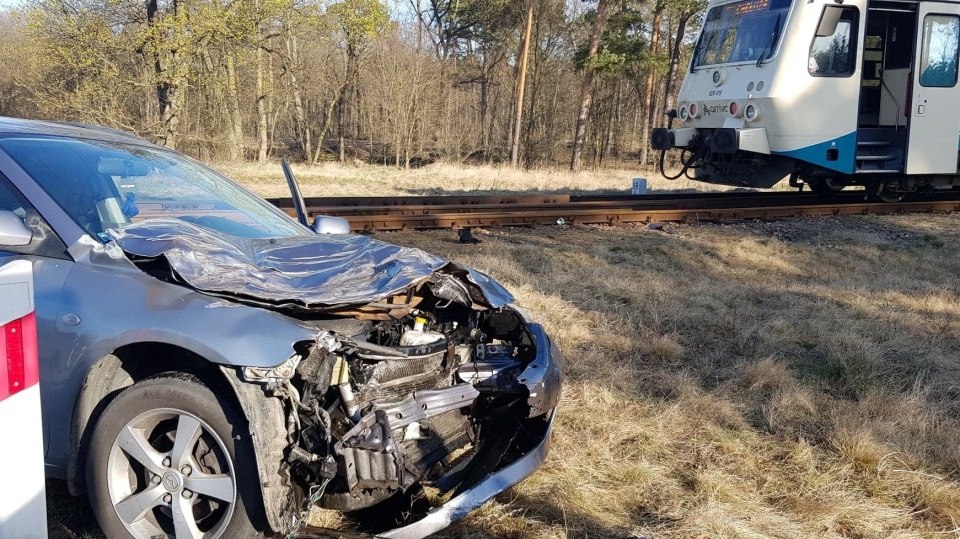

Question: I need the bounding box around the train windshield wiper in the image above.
[757,13,782,67]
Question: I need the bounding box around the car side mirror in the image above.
[0,210,33,247]
[311,215,351,235]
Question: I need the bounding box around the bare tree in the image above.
[570,0,609,172]
[5,0,703,168]
[510,0,534,167]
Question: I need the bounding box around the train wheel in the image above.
[872,189,905,203]
[808,179,843,199]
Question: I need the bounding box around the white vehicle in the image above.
[0,259,47,539]
[652,0,960,200]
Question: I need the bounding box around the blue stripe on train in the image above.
[771,132,857,174]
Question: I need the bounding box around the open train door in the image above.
[0,259,47,539]
[906,3,960,174]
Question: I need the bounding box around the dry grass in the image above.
[46,163,960,538]
[212,161,775,199]
[377,212,960,539]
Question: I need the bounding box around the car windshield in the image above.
[0,136,309,241]
[692,0,792,68]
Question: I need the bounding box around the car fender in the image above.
[218,365,297,534]
[57,246,318,497]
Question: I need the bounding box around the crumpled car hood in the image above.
[110,219,514,311]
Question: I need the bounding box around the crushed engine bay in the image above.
[273,301,558,516]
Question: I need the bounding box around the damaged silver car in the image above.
[0,117,561,538]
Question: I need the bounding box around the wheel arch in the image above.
[66,341,296,534]
[67,342,246,495]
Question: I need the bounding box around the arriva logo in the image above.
[703,104,729,116]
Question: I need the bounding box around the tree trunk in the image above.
[267,46,277,158]
[224,52,244,160]
[640,3,664,167]
[570,0,609,172]
[147,0,182,149]
[287,35,311,161]
[312,85,345,164]
[523,27,542,165]
[416,0,423,54]
[256,45,269,163]
[664,11,692,118]
[341,47,361,144]
[510,0,534,168]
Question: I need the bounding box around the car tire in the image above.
[86,373,268,539]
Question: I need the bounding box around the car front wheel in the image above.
[86,374,266,539]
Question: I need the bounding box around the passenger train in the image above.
[651,0,960,200]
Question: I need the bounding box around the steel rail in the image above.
[267,191,960,231]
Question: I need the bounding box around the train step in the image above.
[856,154,898,161]
[857,141,891,147]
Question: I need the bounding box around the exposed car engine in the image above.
[263,296,548,516]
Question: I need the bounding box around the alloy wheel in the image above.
[106,408,237,539]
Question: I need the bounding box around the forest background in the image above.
[0,0,705,172]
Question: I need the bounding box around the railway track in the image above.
[266,191,960,232]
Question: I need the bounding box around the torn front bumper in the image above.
[292,415,554,539]
[377,413,554,539]
[294,320,561,539]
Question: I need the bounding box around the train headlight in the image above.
[689,102,700,119]
[712,69,726,86]
[744,103,760,122]
[729,101,742,118]
[679,105,689,121]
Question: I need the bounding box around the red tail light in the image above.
[1,312,38,401]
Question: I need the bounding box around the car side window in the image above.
[0,176,69,259]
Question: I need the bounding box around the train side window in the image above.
[919,14,959,87]
[809,6,859,77]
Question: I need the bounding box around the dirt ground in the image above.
[44,163,960,538]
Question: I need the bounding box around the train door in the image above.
[905,3,960,174]
[856,3,914,174]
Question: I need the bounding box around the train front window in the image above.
[693,0,793,68]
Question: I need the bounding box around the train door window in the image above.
[919,14,959,87]
[809,7,859,76]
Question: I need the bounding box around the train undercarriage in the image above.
[654,125,960,202]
